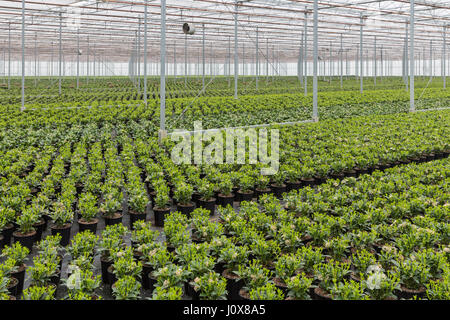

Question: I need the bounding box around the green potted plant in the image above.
[139,243,173,290]
[285,273,314,300]
[27,257,60,288]
[1,242,29,296]
[189,271,227,300]
[78,192,99,234]
[49,201,73,246]
[218,244,248,300]
[364,267,400,300]
[249,282,285,300]
[152,263,189,291]
[217,174,235,207]
[313,260,351,300]
[0,207,16,248]
[99,191,123,226]
[128,190,149,228]
[108,248,143,285]
[152,286,183,300]
[174,182,195,217]
[270,170,286,199]
[112,275,141,300]
[152,183,171,227]
[12,207,39,251]
[64,268,101,299]
[234,260,272,300]
[67,231,98,260]
[0,261,19,297]
[394,258,431,299]
[197,180,216,215]
[255,175,271,200]
[237,174,255,203]
[273,253,302,293]
[330,279,368,300]
[21,285,56,300]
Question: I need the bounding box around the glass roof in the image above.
[0,0,448,62]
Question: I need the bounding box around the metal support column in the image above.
[443,25,446,89]
[8,23,11,90]
[340,33,343,88]
[304,9,308,95]
[34,33,37,87]
[234,2,239,99]
[160,0,167,139]
[202,23,205,90]
[360,13,364,94]
[256,26,259,90]
[312,0,318,121]
[144,0,148,105]
[21,0,25,111]
[374,36,376,86]
[77,29,79,89]
[410,0,415,112]
[59,11,62,95]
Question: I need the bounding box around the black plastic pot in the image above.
[11,264,26,297]
[50,270,61,286]
[214,261,226,275]
[222,269,244,300]
[331,172,345,180]
[7,277,19,296]
[186,282,200,300]
[217,193,235,207]
[107,266,117,286]
[153,207,170,227]
[301,177,316,187]
[270,184,286,199]
[33,219,46,242]
[236,190,254,203]
[141,264,153,290]
[176,202,195,218]
[50,223,72,247]
[147,273,157,292]
[1,223,15,248]
[198,198,216,216]
[238,288,251,301]
[255,188,271,200]
[78,218,98,234]
[13,230,36,251]
[103,213,123,227]
[286,181,302,192]
[129,211,147,229]
[100,256,113,284]
[395,286,426,300]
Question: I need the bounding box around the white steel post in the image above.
[59,11,62,95]
[304,9,308,95]
[144,0,148,105]
[234,2,238,99]
[160,0,167,139]
[34,33,37,87]
[443,25,446,89]
[202,23,205,90]
[21,0,25,111]
[77,29,79,89]
[374,36,376,86]
[340,33,343,88]
[410,0,415,112]
[312,0,318,121]
[360,13,363,94]
[256,26,259,90]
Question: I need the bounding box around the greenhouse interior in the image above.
[0,0,449,303]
